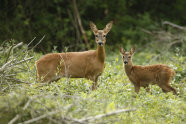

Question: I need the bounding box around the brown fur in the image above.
[119,46,177,94]
[35,21,113,90]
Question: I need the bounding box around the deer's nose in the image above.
[98,41,103,46]
[124,61,128,64]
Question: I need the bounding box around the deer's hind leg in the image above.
[158,84,177,95]
[157,74,177,94]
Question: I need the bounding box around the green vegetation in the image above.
[0,0,186,123]
[0,37,185,123]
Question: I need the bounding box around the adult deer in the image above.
[119,46,177,94]
[35,21,113,90]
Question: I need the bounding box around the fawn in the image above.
[119,46,177,94]
[35,21,113,90]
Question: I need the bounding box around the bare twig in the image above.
[162,21,186,31]
[140,28,153,35]
[18,110,61,124]
[8,57,34,68]
[30,35,45,51]
[78,108,136,122]
[13,42,23,49]
[5,45,14,63]
[8,114,20,124]
[27,37,36,47]
[0,59,16,72]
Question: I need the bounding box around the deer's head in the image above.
[119,46,135,65]
[90,21,113,46]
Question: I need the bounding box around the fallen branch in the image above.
[18,110,61,124]
[8,114,20,124]
[162,21,186,31]
[8,57,34,68]
[78,108,136,122]
[0,59,16,72]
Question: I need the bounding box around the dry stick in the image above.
[13,42,23,49]
[0,59,16,71]
[27,37,36,48]
[18,110,61,124]
[72,0,90,50]
[162,21,186,31]
[29,35,45,51]
[8,57,34,68]
[8,95,45,124]
[5,45,14,63]
[78,108,136,122]
[8,115,20,124]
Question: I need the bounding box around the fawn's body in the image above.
[120,46,177,94]
[36,21,113,90]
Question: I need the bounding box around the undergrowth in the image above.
[0,45,185,123]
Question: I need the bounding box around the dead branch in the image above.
[30,35,45,51]
[72,0,90,50]
[0,59,16,72]
[13,42,24,49]
[162,21,186,31]
[140,28,153,35]
[5,45,14,63]
[8,114,20,124]
[8,57,34,67]
[27,37,36,47]
[78,108,136,122]
[18,110,61,124]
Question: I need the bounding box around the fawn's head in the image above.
[119,46,135,65]
[90,21,113,46]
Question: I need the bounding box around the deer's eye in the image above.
[128,56,131,58]
[123,56,124,58]
[103,35,106,37]
[95,35,98,37]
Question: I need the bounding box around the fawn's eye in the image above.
[123,56,124,58]
[103,35,106,37]
[128,56,131,58]
[95,35,98,37]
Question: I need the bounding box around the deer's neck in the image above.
[96,45,105,62]
[124,63,133,76]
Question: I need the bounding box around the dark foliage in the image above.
[0,0,185,52]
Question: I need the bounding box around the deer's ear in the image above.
[119,46,125,55]
[130,46,135,55]
[90,21,98,35]
[103,21,113,34]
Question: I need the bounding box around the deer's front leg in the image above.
[91,76,98,90]
[86,75,98,90]
[134,83,140,93]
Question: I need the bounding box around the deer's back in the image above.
[130,64,175,86]
[35,50,105,80]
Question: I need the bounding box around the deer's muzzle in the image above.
[98,41,103,46]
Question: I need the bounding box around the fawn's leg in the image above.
[166,85,177,95]
[159,84,174,94]
[144,85,150,92]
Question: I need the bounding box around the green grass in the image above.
[0,51,185,124]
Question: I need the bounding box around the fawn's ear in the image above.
[119,46,125,55]
[130,46,135,55]
[90,21,98,35]
[103,21,113,34]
